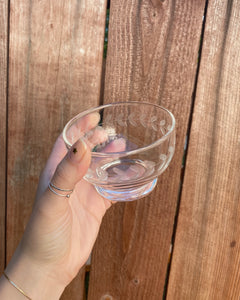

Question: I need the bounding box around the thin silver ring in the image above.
[50,182,73,192]
[48,182,74,198]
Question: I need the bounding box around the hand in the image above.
[1,111,128,299]
[2,134,113,299]
[25,135,112,279]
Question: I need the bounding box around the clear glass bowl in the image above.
[63,102,175,201]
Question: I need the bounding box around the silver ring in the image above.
[48,182,74,198]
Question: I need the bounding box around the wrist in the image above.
[4,245,66,300]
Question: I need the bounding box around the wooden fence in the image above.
[1,0,240,299]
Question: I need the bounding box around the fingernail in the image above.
[69,139,87,162]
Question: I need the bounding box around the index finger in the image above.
[64,112,100,149]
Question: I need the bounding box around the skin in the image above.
[0,111,128,299]
[0,135,113,299]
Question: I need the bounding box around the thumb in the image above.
[48,139,91,199]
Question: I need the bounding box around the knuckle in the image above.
[54,162,68,182]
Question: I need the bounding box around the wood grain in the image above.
[0,0,8,273]
[7,0,107,298]
[167,1,240,299]
[88,0,206,299]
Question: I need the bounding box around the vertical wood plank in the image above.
[167,1,240,299]
[88,0,206,299]
[7,0,107,298]
[0,0,8,273]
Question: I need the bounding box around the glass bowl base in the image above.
[94,178,158,202]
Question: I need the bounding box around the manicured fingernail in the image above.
[69,139,87,162]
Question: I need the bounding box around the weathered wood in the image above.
[88,0,206,299]
[0,0,8,273]
[167,1,240,299]
[7,0,107,298]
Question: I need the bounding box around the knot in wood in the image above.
[132,278,140,285]
[101,295,113,300]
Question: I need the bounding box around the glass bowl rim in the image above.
[63,101,176,158]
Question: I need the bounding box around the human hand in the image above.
[1,114,123,299]
[22,136,112,282]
